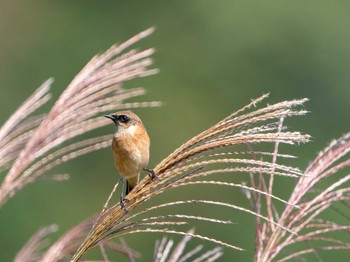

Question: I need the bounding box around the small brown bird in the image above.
[104,111,150,197]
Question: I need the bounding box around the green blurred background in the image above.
[1,1,349,261]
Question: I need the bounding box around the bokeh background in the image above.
[1,1,350,261]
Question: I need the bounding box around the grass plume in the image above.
[71,94,310,260]
[256,132,350,261]
[153,229,223,262]
[0,28,160,207]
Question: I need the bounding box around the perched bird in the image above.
[104,111,150,197]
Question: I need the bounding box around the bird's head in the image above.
[104,111,144,135]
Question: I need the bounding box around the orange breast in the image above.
[111,126,150,187]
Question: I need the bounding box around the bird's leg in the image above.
[143,168,159,180]
[120,179,129,212]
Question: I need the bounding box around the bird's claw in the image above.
[143,168,159,180]
[120,197,129,212]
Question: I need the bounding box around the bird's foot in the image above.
[120,196,129,212]
[143,168,159,180]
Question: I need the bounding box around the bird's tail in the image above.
[125,180,135,196]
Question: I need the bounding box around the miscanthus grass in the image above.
[0,28,160,207]
[3,29,349,261]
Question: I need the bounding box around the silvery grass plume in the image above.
[0,28,160,207]
[256,132,350,262]
[15,219,140,262]
[71,94,310,261]
[154,229,223,262]
[15,225,59,262]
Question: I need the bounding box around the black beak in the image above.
[104,114,117,123]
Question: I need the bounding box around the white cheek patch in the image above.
[127,125,137,136]
[116,124,137,136]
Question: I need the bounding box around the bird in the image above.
[104,111,151,200]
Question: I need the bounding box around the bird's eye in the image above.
[118,115,130,123]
